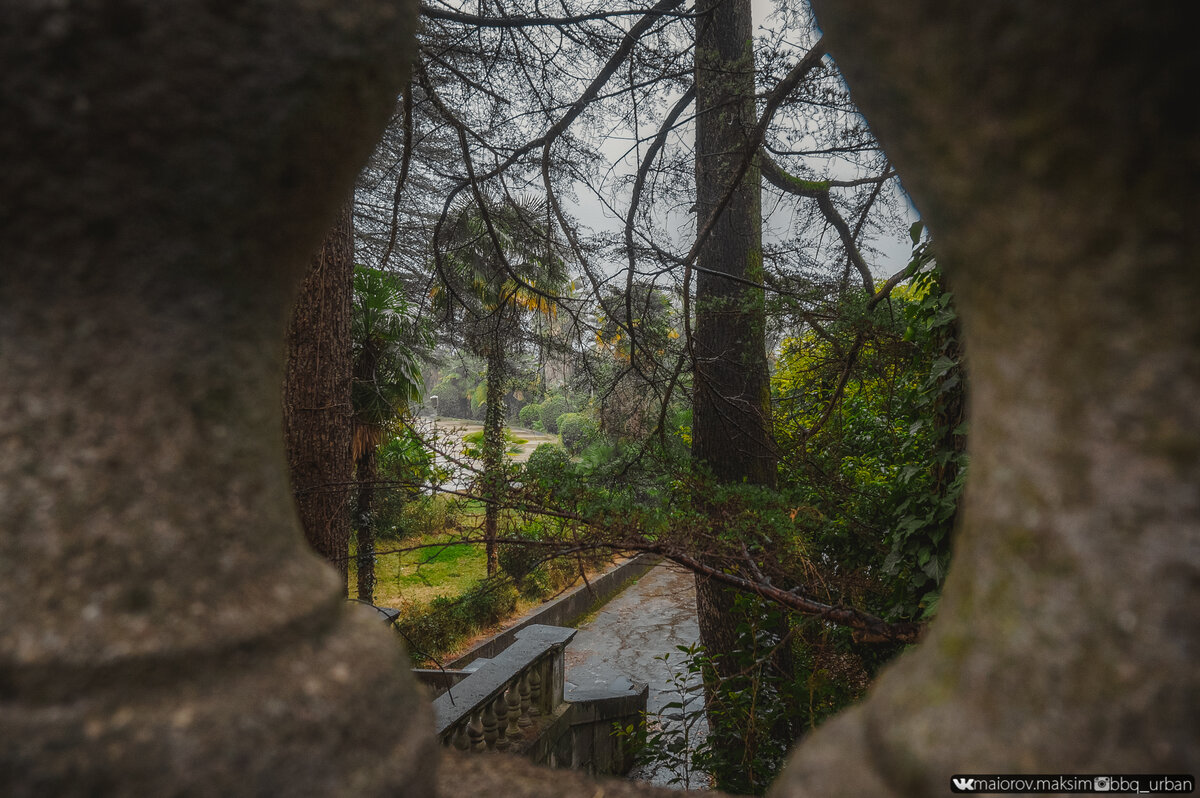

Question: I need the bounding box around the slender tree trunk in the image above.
[283,201,354,594]
[355,447,378,602]
[482,343,506,576]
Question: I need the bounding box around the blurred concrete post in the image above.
[772,5,1199,794]
[0,2,432,794]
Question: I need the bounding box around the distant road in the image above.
[427,417,557,463]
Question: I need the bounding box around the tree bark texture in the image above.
[283,201,354,594]
[690,0,779,684]
[691,0,775,490]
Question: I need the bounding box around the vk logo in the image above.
[952,777,976,791]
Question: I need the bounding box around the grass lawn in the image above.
[350,532,487,609]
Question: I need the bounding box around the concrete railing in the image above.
[431,624,647,776]
[433,625,575,754]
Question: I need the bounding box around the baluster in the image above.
[518,670,532,727]
[467,708,484,752]
[528,661,542,717]
[482,697,498,751]
[505,680,523,737]
[492,694,510,752]
[542,655,557,712]
[452,721,470,752]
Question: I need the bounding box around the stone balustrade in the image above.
[429,624,648,776]
[433,625,575,755]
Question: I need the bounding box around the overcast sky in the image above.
[560,0,918,282]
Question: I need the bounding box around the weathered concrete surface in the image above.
[551,683,650,776]
[565,563,708,789]
[434,625,576,737]
[770,4,1199,796]
[565,564,701,710]
[0,1,430,794]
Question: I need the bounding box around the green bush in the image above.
[394,577,519,664]
[455,580,518,627]
[374,425,445,537]
[498,542,541,583]
[539,395,570,433]
[579,440,618,471]
[519,558,578,600]
[557,412,600,454]
[389,494,457,539]
[524,442,572,493]
[499,540,581,601]
[518,402,542,429]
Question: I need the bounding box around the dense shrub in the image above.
[523,443,573,499]
[519,558,579,600]
[557,411,600,454]
[518,402,542,429]
[395,578,519,664]
[578,440,618,470]
[498,541,542,583]
[539,395,570,433]
[499,534,592,601]
[526,441,570,471]
[374,427,445,538]
[383,494,457,540]
[456,580,518,627]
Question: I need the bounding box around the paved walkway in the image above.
[423,418,558,493]
[564,561,709,790]
[430,418,557,463]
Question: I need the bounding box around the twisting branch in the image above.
[461,0,688,191]
[418,66,571,325]
[758,147,895,295]
[660,548,922,644]
[419,3,694,29]
[623,84,696,383]
[379,79,415,270]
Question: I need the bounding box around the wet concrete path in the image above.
[564,561,709,790]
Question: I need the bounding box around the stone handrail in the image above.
[433,625,576,754]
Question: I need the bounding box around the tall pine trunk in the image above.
[283,201,354,594]
[691,1,786,787]
[691,0,777,665]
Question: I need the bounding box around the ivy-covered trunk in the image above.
[482,343,506,576]
[354,446,378,602]
[352,332,382,604]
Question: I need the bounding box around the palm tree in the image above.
[351,265,428,602]
[434,193,567,575]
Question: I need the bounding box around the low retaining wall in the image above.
[447,554,658,669]
[538,685,649,776]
